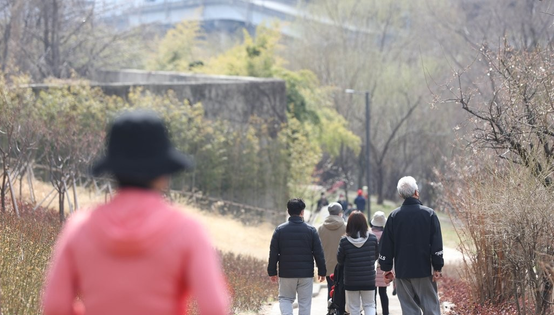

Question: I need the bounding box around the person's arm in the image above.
[184,222,230,315]
[42,219,81,315]
[378,216,394,272]
[336,238,345,266]
[373,236,379,262]
[312,228,326,280]
[267,228,280,278]
[430,213,444,272]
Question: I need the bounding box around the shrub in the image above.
[0,203,60,315]
[221,252,276,314]
[438,153,554,315]
[1,207,276,315]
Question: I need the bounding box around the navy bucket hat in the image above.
[92,110,194,180]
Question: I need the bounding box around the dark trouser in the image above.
[326,276,334,300]
[375,286,389,315]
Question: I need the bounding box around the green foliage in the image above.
[0,75,38,151]
[0,71,290,213]
[190,23,361,195]
[125,88,287,207]
[315,107,361,159]
[147,20,204,71]
[199,26,281,78]
[36,80,123,173]
[280,114,322,197]
[271,67,319,124]
[198,25,322,125]
[0,74,43,213]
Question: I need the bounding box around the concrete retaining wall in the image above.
[94,70,287,131]
[29,70,289,215]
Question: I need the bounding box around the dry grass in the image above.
[17,178,277,260]
[178,205,276,260]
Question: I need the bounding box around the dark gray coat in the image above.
[337,234,379,291]
[267,216,326,278]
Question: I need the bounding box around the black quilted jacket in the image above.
[337,234,379,291]
[267,216,326,278]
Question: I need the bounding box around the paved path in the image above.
[261,282,401,315]
[260,208,464,315]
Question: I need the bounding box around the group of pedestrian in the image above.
[38,109,444,315]
[268,176,444,315]
[314,189,368,222]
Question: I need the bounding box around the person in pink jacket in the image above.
[41,110,230,315]
[371,211,389,315]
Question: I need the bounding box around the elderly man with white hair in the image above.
[378,176,444,315]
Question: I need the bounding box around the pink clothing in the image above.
[42,189,230,315]
[372,228,389,288]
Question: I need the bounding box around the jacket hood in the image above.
[88,188,179,256]
[322,215,345,231]
[346,235,369,248]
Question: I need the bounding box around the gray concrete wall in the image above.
[93,69,268,84]
[90,70,287,131]
[32,70,287,132]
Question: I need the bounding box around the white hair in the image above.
[397,176,418,199]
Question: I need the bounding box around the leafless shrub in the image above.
[438,152,554,314]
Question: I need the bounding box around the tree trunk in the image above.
[58,189,65,222]
[63,180,73,214]
[2,15,12,72]
[72,175,79,210]
[376,166,384,205]
[18,167,26,200]
[1,157,7,212]
[357,147,365,190]
[27,165,35,204]
[538,277,552,315]
[51,0,61,77]
[7,171,19,217]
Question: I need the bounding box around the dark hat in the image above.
[92,110,194,180]
[327,202,343,215]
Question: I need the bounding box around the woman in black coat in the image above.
[337,211,379,315]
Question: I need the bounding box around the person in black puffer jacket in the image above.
[378,176,443,315]
[337,211,379,315]
[267,198,326,315]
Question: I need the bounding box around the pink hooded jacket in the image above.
[42,189,230,315]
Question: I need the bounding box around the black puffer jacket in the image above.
[267,216,326,278]
[337,234,379,291]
